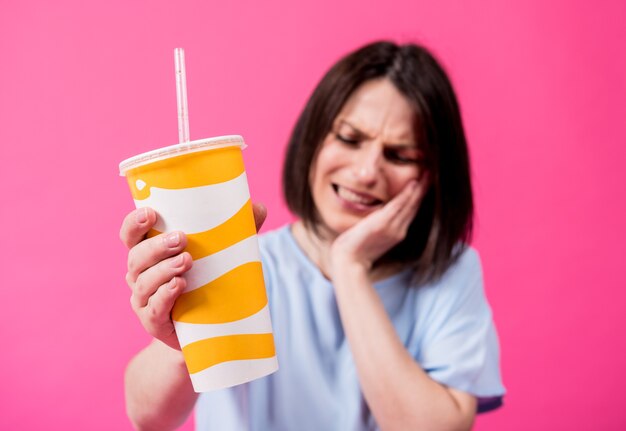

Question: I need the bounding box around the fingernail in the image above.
[135,208,148,224]
[168,278,177,290]
[165,232,180,248]
[172,254,184,267]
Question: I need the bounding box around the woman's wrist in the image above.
[153,339,188,371]
[330,257,370,291]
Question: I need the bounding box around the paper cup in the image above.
[119,135,278,392]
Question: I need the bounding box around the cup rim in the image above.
[119,135,246,176]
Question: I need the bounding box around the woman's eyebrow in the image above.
[339,119,417,148]
[337,119,372,138]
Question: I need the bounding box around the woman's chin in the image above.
[315,217,361,239]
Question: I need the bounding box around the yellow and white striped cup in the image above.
[119,135,278,392]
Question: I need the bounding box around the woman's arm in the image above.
[329,181,476,431]
[125,340,199,430]
[332,264,476,431]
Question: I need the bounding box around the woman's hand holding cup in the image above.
[119,204,268,351]
[120,207,193,350]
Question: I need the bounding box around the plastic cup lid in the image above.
[119,135,246,176]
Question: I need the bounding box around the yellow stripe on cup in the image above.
[172,262,267,324]
[126,146,245,200]
[182,333,276,374]
[147,199,257,261]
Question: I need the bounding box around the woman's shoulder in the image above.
[451,245,482,277]
[423,244,483,289]
[257,224,310,273]
[414,245,486,312]
[258,224,294,255]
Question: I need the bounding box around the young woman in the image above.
[120,41,505,430]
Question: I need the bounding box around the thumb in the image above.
[252,202,268,232]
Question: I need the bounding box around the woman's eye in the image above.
[335,133,359,145]
[384,149,420,164]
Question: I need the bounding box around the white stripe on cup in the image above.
[134,172,250,234]
[174,304,274,348]
[189,356,279,392]
[183,235,262,292]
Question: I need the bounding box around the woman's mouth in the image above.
[332,184,383,207]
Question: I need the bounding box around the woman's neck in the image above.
[291,221,333,278]
[290,220,407,282]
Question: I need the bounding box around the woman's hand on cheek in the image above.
[328,179,426,278]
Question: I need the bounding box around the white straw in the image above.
[174,48,190,143]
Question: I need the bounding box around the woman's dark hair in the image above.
[282,41,473,284]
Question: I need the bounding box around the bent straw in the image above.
[174,48,190,143]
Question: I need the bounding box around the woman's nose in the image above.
[353,144,383,185]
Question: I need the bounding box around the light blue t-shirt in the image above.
[195,226,505,430]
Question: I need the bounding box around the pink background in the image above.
[1,0,625,429]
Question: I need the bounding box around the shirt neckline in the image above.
[282,224,413,291]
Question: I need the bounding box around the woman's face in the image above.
[310,78,428,237]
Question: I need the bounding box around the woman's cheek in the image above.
[317,144,346,170]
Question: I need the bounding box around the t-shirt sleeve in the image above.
[416,248,505,413]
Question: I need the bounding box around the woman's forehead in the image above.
[335,79,416,143]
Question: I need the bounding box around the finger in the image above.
[384,181,423,233]
[252,202,267,232]
[397,181,425,223]
[144,277,185,321]
[127,231,187,281]
[397,181,423,217]
[381,180,419,219]
[119,207,157,249]
[131,252,192,308]
[140,277,186,347]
